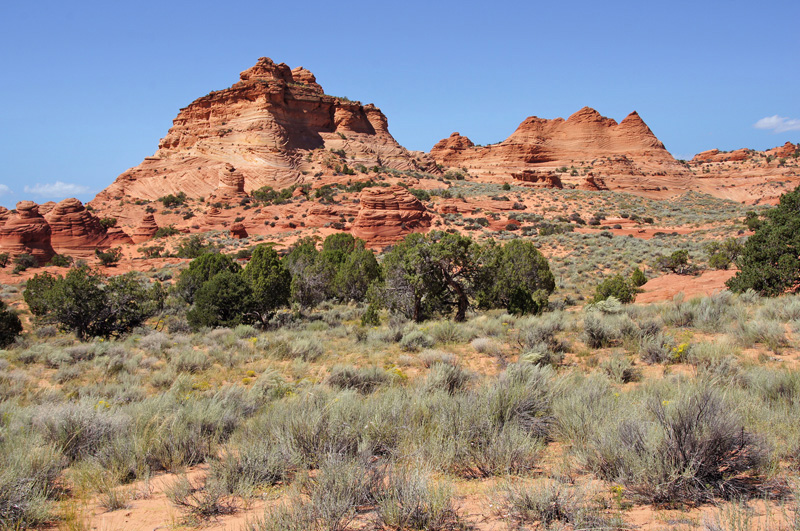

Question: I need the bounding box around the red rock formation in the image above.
[94,57,435,203]
[511,170,563,188]
[0,207,9,225]
[352,185,432,246]
[230,223,248,239]
[105,226,133,245]
[766,141,798,158]
[208,164,248,203]
[691,148,751,163]
[37,201,57,216]
[131,214,159,244]
[45,198,111,253]
[0,201,56,264]
[579,174,609,191]
[430,108,688,193]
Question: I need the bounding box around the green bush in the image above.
[23,266,165,340]
[0,300,22,348]
[593,274,637,304]
[95,246,122,266]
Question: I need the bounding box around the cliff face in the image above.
[95,57,435,202]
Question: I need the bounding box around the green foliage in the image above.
[13,253,38,271]
[48,254,73,268]
[175,252,241,304]
[0,299,22,348]
[95,247,122,266]
[409,188,431,202]
[252,185,295,205]
[630,267,647,287]
[728,186,800,295]
[159,192,187,208]
[174,235,215,259]
[655,249,695,275]
[99,217,117,229]
[706,237,744,270]
[477,239,555,315]
[154,225,181,238]
[0,252,9,268]
[593,274,637,304]
[22,265,164,340]
[361,303,381,326]
[242,244,291,323]
[332,246,381,302]
[187,270,253,329]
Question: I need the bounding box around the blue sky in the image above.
[1,0,798,208]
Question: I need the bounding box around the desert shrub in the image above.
[470,336,501,355]
[419,349,459,368]
[95,247,122,266]
[0,252,9,268]
[506,479,623,530]
[517,312,567,352]
[593,274,637,303]
[32,401,129,462]
[327,365,395,394]
[0,300,22,348]
[376,467,458,530]
[287,337,324,361]
[154,225,181,238]
[159,192,187,208]
[0,429,65,528]
[428,320,466,344]
[600,354,642,383]
[165,474,236,521]
[583,386,769,504]
[48,254,73,267]
[638,332,677,364]
[582,312,617,348]
[187,270,253,329]
[731,318,788,352]
[421,362,472,395]
[400,330,434,352]
[174,235,215,259]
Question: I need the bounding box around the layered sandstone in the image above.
[45,198,113,253]
[131,214,159,244]
[511,170,563,188]
[95,57,435,203]
[352,185,432,247]
[430,107,691,195]
[208,164,248,203]
[0,201,56,264]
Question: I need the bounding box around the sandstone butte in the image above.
[94,56,435,204]
[430,107,693,195]
[351,185,432,246]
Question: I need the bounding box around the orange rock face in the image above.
[691,148,751,163]
[45,198,114,254]
[511,170,563,188]
[208,163,248,203]
[0,201,56,264]
[230,223,248,239]
[95,57,435,203]
[131,214,159,244]
[352,185,432,247]
[431,107,690,195]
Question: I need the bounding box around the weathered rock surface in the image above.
[511,170,563,188]
[352,185,432,247]
[94,57,436,203]
[230,223,248,239]
[431,107,690,195]
[208,163,248,203]
[45,198,113,253]
[131,214,159,244]
[0,201,56,263]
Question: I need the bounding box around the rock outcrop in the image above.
[208,164,248,203]
[511,170,563,188]
[430,107,689,194]
[45,198,112,253]
[0,201,56,264]
[691,148,751,163]
[94,57,436,203]
[352,185,432,247]
[230,223,248,239]
[131,214,159,244]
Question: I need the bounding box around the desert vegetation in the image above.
[3,187,800,530]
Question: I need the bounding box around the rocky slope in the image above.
[431,107,700,197]
[94,57,436,203]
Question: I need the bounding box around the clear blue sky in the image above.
[1,0,798,208]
